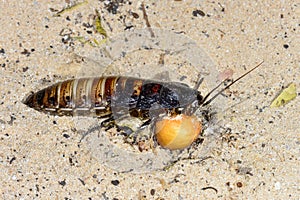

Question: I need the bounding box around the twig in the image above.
[141,2,155,37]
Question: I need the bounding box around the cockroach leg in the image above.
[117,125,134,136]
[193,74,204,90]
[122,118,155,146]
[101,116,116,131]
[101,115,134,136]
[140,119,152,129]
[79,115,134,143]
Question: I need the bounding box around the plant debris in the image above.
[53,1,88,17]
[95,9,108,38]
[270,83,297,107]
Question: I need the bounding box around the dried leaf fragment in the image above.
[95,9,107,38]
[53,1,88,17]
[270,83,297,107]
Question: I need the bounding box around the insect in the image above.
[23,76,202,119]
[23,61,263,150]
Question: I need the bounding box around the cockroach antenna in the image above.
[200,61,264,107]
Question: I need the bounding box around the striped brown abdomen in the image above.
[23,77,120,117]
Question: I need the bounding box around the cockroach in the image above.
[23,61,263,150]
[23,76,201,119]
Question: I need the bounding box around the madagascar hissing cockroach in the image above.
[23,61,263,148]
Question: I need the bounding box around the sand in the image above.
[0,0,299,199]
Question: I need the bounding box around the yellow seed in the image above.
[155,114,202,150]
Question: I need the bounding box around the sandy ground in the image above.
[0,0,299,199]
